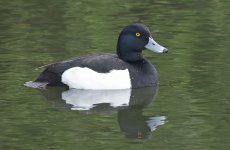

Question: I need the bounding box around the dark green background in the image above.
[0,0,229,149]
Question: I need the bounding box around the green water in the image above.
[0,0,230,149]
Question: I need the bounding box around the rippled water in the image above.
[0,0,229,149]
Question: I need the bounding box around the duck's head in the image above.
[117,23,168,62]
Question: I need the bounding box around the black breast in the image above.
[126,59,158,88]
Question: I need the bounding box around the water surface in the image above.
[0,0,229,149]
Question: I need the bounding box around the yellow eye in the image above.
[136,32,141,37]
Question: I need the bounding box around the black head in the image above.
[117,23,168,62]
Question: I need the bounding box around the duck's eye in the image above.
[135,32,141,37]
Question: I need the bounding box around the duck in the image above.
[31,23,168,89]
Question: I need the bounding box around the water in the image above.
[0,0,229,149]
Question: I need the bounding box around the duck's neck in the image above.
[117,35,144,62]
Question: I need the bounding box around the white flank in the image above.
[61,67,131,90]
[62,89,131,110]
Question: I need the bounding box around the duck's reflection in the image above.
[62,89,131,111]
[118,107,166,139]
[41,85,167,140]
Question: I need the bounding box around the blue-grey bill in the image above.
[145,37,168,53]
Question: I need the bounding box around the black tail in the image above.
[35,70,65,86]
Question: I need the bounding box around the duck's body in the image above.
[30,23,168,89]
[35,54,158,89]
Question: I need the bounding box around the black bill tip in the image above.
[163,48,168,53]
